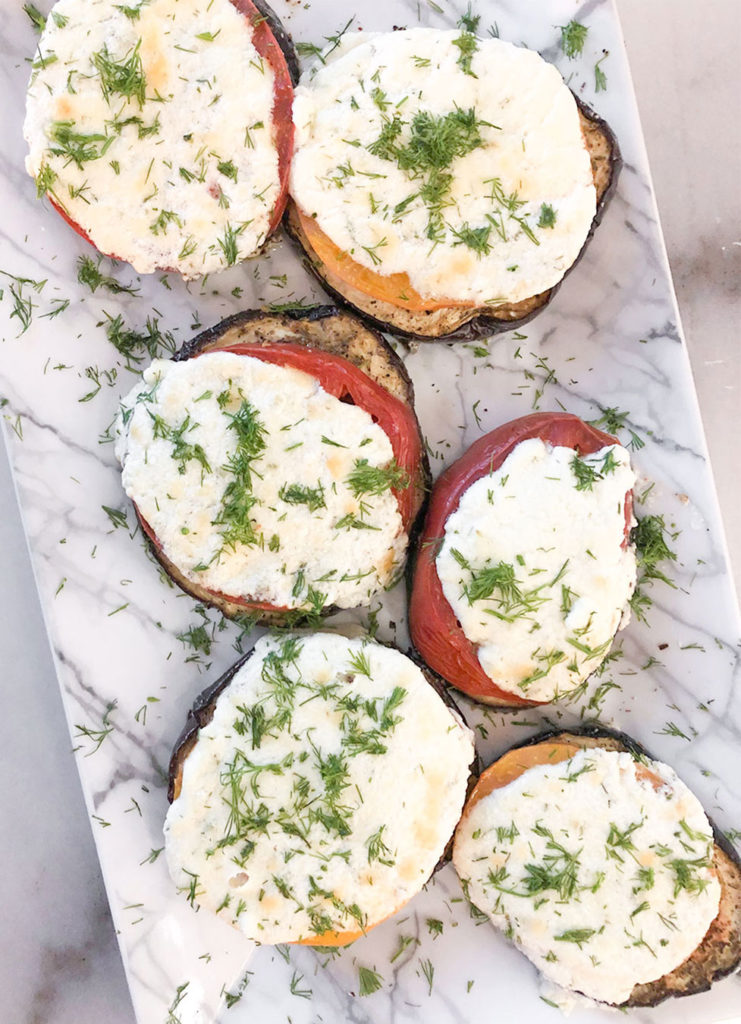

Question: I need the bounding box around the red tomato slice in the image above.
[216,342,424,531]
[138,341,425,616]
[409,412,632,706]
[48,0,294,264]
[234,0,295,235]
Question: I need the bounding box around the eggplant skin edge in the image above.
[472,725,741,1008]
[252,0,300,86]
[167,637,480,881]
[283,95,622,343]
[136,305,430,627]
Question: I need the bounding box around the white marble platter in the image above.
[1,0,740,1021]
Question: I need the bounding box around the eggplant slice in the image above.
[481,725,741,1008]
[134,306,429,627]
[285,98,621,343]
[167,634,478,870]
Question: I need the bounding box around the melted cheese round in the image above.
[291,29,596,305]
[453,748,721,1005]
[436,439,636,701]
[115,351,409,611]
[165,632,475,942]
[24,0,281,277]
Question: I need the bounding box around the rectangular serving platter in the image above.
[1,1,740,1022]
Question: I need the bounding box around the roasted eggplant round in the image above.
[287,27,621,342]
[165,631,476,945]
[453,725,741,1007]
[115,306,429,625]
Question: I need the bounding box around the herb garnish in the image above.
[555,927,596,948]
[213,401,267,552]
[368,106,491,244]
[559,21,588,59]
[346,458,409,498]
[93,39,147,108]
[77,255,139,295]
[570,452,605,491]
[102,311,175,369]
[47,120,110,169]
[278,482,326,512]
[629,514,677,622]
[23,2,46,31]
[537,203,557,229]
[357,965,383,996]
[453,6,480,77]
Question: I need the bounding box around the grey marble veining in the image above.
[1,0,740,1022]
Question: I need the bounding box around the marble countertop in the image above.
[1,1,739,1022]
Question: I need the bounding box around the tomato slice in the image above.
[296,206,473,313]
[409,412,632,706]
[234,0,294,235]
[138,341,425,616]
[48,0,294,264]
[460,740,667,822]
[216,342,424,531]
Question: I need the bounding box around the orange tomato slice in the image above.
[296,206,473,313]
[293,906,399,948]
[463,740,666,820]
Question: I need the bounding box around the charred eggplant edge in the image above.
[167,636,480,881]
[252,0,300,86]
[283,95,622,343]
[469,724,741,1007]
[133,305,430,626]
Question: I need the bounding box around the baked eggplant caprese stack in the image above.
[24,0,297,276]
[453,728,741,1007]
[114,307,428,623]
[409,413,636,707]
[287,26,620,341]
[165,631,475,944]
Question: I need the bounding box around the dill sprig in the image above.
[23,2,46,31]
[589,405,645,450]
[278,482,326,512]
[47,120,110,169]
[366,825,394,865]
[555,927,596,948]
[559,20,588,59]
[346,458,409,498]
[93,39,146,108]
[538,203,557,229]
[453,31,478,77]
[102,311,175,369]
[570,452,604,491]
[369,106,489,243]
[357,966,383,997]
[218,221,247,267]
[34,161,57,197]
[453,5,480,76]
[629,514,677,621]
[213,401,267,551]
[77,255,139,295]
[451,222,491,256]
